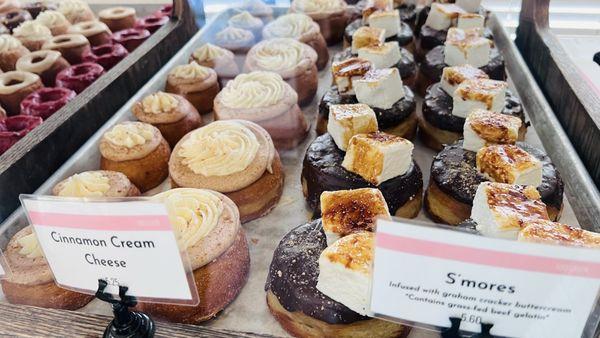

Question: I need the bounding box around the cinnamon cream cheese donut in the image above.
[214,71,309,149]
[214,26,255,54]
[13,21,52,51]
[139,188,249,323]
[169,120,284,223]
[165,62,220,115]
[228,10,263,40]
[16,50,70,87]
[0,71,43,115]
[0,35,30,72]
[35,10,71,35]
[132,91,202,147]
[189,43,239,86]
[99,121,170,192]
[1,226,94,309]
[289,0,348,45]
[42,33,90,64]
[263,13,329,70]
[52,170,141,197]
[57,0,95,24]
[99,6,136,32]
[68,20,112,46]
[244,38,318,106]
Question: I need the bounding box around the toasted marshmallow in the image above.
[444,28,491,68]
[328,104,378,151]
[354,68,405,109]
[440,65,489,95]
[476,145,543,187]
[368,10,400,38]
[332,58,373,95]
[518,220,600,248]
[362,0,394,22]
[452,79,507,118]
[320,188,390,245]
[472,182,549,239]
[342,132,413,185]
[317,232,374,316]
[425,3,465,31]
[457,13,485,30]
[456,0,482,13]
[358,41,401,69]
[463,110,521,152]
[352,26,385,54]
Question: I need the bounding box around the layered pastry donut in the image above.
[262,13,329,70]
[35,10,71,35]
[82,42,128,70]
[56,62,105,93]
[13,21,52,51]
[165,62,219,115]
[132,91,202,147]
[266,189,410,337]
[135,14,168,33]
[42,33,90,64]
[52,170,141,197]
[228,11,263,40]
[1,226,94,309]
[2,9,33,32]
[289,0,348,45]
[111,28,150,52]
[99,7,136,32]
[169,120,284,223]
[419,68,524,150]
[68,20,112,46]
[16,50,70,86]
[214,26,255,54]
[213,71,308,149]
[189,43,239,86]
[425,141,564,225]
[23,1,57,19]
[0,115,42,154]
[344,18,415,53]
[418,27,505,95]
[57,0,95,24]
[518,219,600,248]
[140,188,250,323]
[303,104,423,217]
[0,35,30,72]
[244,38,318,106]
[240,0,273,22]
[0,71,43,116]
[99,121,170,192]
[20,87,76,120]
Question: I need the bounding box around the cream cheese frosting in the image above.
[192,43,229,62]
[57,171,111,197]
[178,120,260,177]
[104,122,155,148]
[5,226,53,285]
[229,11,262,29]
[215,26,255,46]
[141,91,179,114]
[0,34,23,52]
[245,38,317,78]
[13,21,53,41]
[58,0,93,23]
[219,71,287,109]
[36,10,70,28]
[263,13,316,39]
[17,232,43,259]
[170,62,211,80]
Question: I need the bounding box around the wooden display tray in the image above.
[0,0,199,221]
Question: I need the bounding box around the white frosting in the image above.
[141,92,178,114]
[192,43,229,62]
[293,0,346,13]
[13,21,52,40]
[58,0,92,19]
[263,13,314,38]
[0,35,23,52]
[104,122,155,148]
[229,11,262,28]
[251,38,306,73]
[57,171,111,197]
[170,62,211,80]
[17,233,43,259]
[36,10,70,27]
[178,121,260,177]
[216,26,253,42]
[219,71,286,108]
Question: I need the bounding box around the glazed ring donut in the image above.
[111,27,150,52]
[99,7,136,32]
[82,42,128,70]
[20,87,76,120]
[56,62,105,93]
[0,115,43,154]
[16,50,71,86]
[0,71,44,116]
[68,20,112,46]
[42,33,90,64]
[135,15,168,33]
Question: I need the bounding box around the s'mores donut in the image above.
[189,43,240,86]
[518,219,600,248]
[289,0,348,45]
[139,188,250,323]
[213,71,309,149]
[132,91,202,147]
[165,62,220,115]
[52,170,141,197]
[169,120,284,223]
[244,38,318,106]
[1,226,95,309]
[0,35,30,72]
[99,121,170,192]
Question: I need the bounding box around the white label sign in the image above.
[370,220,600,338]
[21,197,198,305]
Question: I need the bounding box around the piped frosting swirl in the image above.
[17,233,43,259]
[170,62,211,80]
[57,171,111,197]
[263,13,315,39]
[292,0,346,13]
[229,11,262,29]
[36,10,70,27]
[0,34,23,52]
[141,92,179,114]
[13,21,52,40]
[219,71,286,108]
[104,122,155,148]
[192,43,229,62]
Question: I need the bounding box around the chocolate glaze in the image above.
[430,140,564,209]
[302,133,423,215]
[265,219,369,324]
[333,47,417,80]
[344,19,414,48]
[419,25,493,51]
[318,85,416,130]
[420,45,506,83]
[423,83,524,132]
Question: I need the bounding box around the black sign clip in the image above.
[440,317,496,338]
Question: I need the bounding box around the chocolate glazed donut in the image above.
[302,133,423,217]
[426,140,564,225]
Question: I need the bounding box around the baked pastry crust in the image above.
[52,170,141,197]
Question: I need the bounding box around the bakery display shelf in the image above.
[0,5,599,337]
[0,0,199,222]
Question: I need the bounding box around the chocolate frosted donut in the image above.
[302,133,423,216]
[344,19,414,50]
[316,86,358,134]
[333,47,417,85]
[427,140,564,224]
